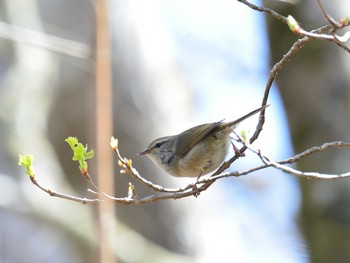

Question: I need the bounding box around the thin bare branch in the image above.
[316,0,342,28]
[296,28,350,46]
[237,0,287,24]
[242,140,350,180]
[30,176,101,205]
[260,154,350,180]
[286,1,350,52]
[279,141,350,165]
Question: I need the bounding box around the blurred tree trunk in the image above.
[264,1,350,262]
[95,0,117,262]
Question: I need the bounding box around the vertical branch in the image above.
[95,0,117,262]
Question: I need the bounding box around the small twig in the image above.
[239,0,350,53]
[212,139,350,179]
[316,0,342,28]
[279,141,350,165]
[260,154,350,180]
[30,176,100,205]
[237,0,287,24]
[286,2,350,52]
[84,172,122,200]
[296,28,350,44]
[245,140,350,180]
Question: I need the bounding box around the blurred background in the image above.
[0,0,349,262]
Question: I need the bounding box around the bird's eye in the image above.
[155,142,162,148]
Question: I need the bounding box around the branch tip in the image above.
[110,136,118,150]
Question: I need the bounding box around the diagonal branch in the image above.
[213,32,315,177]
[237,0,287,24]
[316,0,343,28]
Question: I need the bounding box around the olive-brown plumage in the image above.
[139,105,268,177]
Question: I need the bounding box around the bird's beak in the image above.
[138,149,149,156]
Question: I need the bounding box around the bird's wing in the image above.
[174,121,222,158]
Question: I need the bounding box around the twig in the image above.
[245,140,350,180]
[30,176,101,205]
[279,141,350,165]
[286,1,350,53]
[295,28,350,45]
[237,0,287,24]
[260,154,350,180]
[316,0,342,28]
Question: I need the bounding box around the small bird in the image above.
[139,105,268,177]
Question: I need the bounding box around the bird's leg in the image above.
[192,172,204,197]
